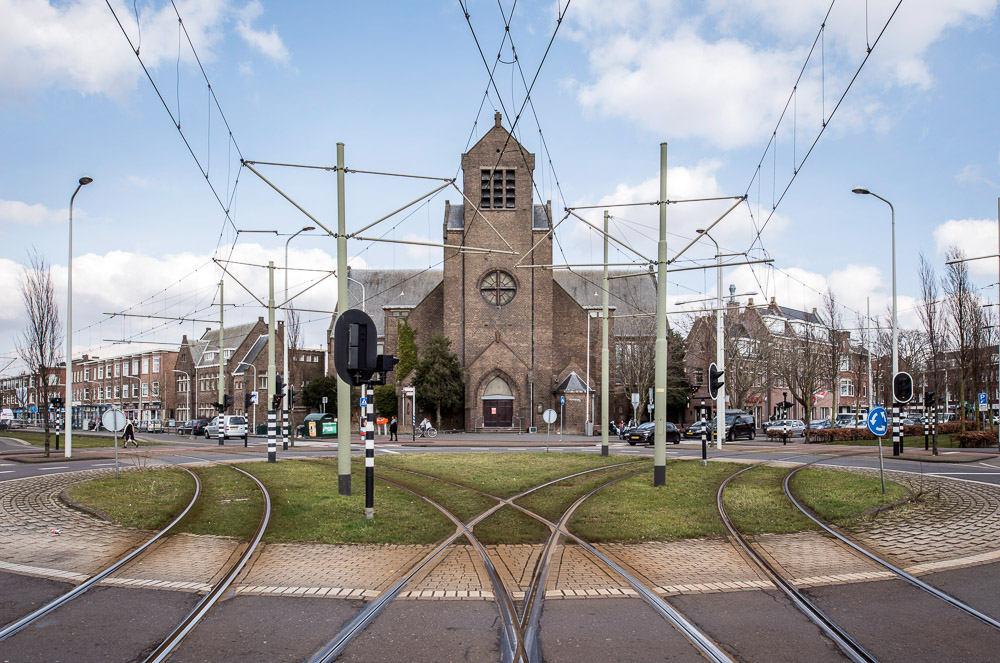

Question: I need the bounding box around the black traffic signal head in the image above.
[924,391,935,408]
[892,371,913,403]
[708,363,724,400]
[690,384,701,395]
[288,385,296,407]
[274,373,285,398]
[271,393,282,409]
[333,309,378,386]
[223,394,233,411]
[244,393,253,410]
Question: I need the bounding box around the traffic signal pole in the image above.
[601,211,610,457]
[336,143,352,495]
[653,143,668,487]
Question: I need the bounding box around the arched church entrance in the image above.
[482,376,514,427]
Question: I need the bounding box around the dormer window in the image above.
[480,168,514,209]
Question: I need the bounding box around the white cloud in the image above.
[0,198,65,224]
[933,218,998,279]
[0,1,228,98]
[955,163,999,188]
[235,1,290,64]
[566,1,997,146]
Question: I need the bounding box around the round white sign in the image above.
[101,409,127,432]
[542,408,557,424]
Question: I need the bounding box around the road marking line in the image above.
[91,462,119,466]
[377,448,400,455]
[928,472,1000,476]
[0,470,14,474]
[37,466,70,470]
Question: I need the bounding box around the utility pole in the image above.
[267,262,277,462]
[336,142,352,495]
[653,143,668,487]
[219,279,225,410]
[601,210,610,457]
[715,246,724,450]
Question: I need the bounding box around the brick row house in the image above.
[685,298,870,427]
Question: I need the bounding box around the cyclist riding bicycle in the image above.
[419,417,431,437]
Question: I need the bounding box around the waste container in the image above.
[303,413,337,438]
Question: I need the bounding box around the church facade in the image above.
[331,114,658,433]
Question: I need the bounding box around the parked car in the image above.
[627,421,680,445]
[765,419,806,437]
[724,413,757,441]
[809,419,831,429]
[684,420,714,439]
[178,419,210,436]
[206,415,248,441]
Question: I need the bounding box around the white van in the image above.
[206,415,248,442]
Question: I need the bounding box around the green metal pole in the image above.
[653,143,668,486]
[219,279,225,409]
[336,143,352,495]
[601,211,610,457]
[267,262,276,462]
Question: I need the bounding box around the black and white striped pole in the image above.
[364,386,375,520]
[218,417,224,446]
[892,403,900,456]
[267,409,277,463]
[282,409,289,451]
[924,404,929,451]
[700,398,707,467]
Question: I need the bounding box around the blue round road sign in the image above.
[867,407,889,437]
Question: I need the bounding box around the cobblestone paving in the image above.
[3,464,999,603]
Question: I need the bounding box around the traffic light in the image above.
[271,393,282,409]
[244,393,253,410]
[892,371,913,403]
[288,385,297,408]
[690,384,701,395]
[924,391,935,408]
[333,309,378,386]
[223,394,233,411]
[274,373,285,407]
[708,363,724,400]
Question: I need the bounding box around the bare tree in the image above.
[917,254,943,453]
[615,313,656,420]
[850,310,871,420]
[944,248,977,431]
[774,320,826,440]
[723,316,775,415]
[286,307,303,443]
[15,251,62,456]
[822,287,844,419]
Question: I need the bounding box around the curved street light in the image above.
[696,228,724,450]
[65,176,92,458]
[284,226,315,449]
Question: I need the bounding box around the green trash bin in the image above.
[303,413,337,438]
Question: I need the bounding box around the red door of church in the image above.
[483,400,513,427]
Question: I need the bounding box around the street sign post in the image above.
[867,407,889,493]
[102,408,127,479]
[543,408,557,451]
[979,393,988,412]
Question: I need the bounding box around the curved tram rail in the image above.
[717,465,879,663]
[783,464,1000,632]
[308,461,733,663]
[143,464,272,663]
[0,465,203,642]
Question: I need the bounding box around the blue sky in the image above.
[2,0,999,370]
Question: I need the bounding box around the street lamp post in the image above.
[172,370,190,425]
[853,187,899,454]
[65,175,92,457]
[284,225,315,450]
[697,228,724,450]
[346,275,366,313]
[585,310,598,434]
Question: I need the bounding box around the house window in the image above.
[839,356,849,372]
[840,378,854,397]
[132,384,139,397]
[123,362,129,377]
[694,369,704,385]
[152,382,159,397]
[479,270,517,306]
[115,363,121,377]
[142,358,149,374]
[259,376,268,390]
[141,383,149,398]
[133,360,139,374]
[97,366,104,379]
[153,357,160,372]
[114,385,120,399]
[479,168,515,209]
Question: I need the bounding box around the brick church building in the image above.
[330,113,656,433]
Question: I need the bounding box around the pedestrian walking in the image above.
[389,415,398,441]
[123,419,137,448]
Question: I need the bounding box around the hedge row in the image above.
[954,431,999,448]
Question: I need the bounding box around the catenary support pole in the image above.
[715,239,724,451]
[267,261,277,462]
[336,143,351,495]
[219,279,225,416]
[601,211,610,457]
[653,143,668,486]
[365,385,375,519]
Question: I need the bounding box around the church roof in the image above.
[553,269,658,318]
[328,269,443,337]
[553,371,589,394]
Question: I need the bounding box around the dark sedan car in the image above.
[627,421,680,445]
[178,419,209,436]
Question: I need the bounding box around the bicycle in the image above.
[419,426,438,439]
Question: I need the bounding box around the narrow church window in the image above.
[480,270,517,306]
[480,168,515,209]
